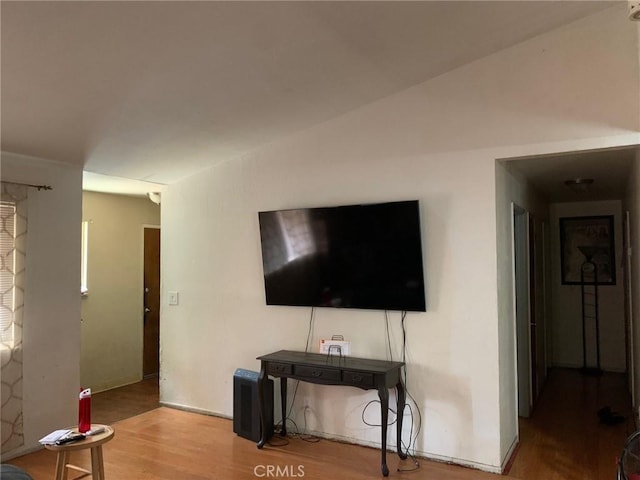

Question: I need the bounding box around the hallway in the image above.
[508,367,634,479]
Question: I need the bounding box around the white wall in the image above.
[494,161,549,463]
[0,152,82,459]
[81,192,160,392]
[548,201,626,372]
[161,7,639,473]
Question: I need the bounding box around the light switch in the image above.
[168,291,179,306]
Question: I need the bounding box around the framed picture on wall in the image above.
[559,215,616,285]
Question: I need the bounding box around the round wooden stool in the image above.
[43,425,114,480]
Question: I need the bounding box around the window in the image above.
[0,201,17,344]
[81,220,89,295]
[1,182,27,454]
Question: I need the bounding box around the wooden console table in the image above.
[256,350,407,476]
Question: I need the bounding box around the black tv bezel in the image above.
[257,199,426,312]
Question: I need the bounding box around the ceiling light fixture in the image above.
[564,178,594,193]
[629,1,640,20]
[147,192,161,205]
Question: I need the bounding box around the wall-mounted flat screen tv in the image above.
[258,200,426,312]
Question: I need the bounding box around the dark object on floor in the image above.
[233,368,273,442]
[599,406,626,425]
[0,464,34,480]
[617,430,640,479]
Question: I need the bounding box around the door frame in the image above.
[625,211,635,407]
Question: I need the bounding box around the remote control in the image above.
[55,433,85,445]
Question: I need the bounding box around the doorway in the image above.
[143,226,160,378]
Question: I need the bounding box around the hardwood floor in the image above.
[91,376,160,426]
[9,407,507,480]
[6,368,634,479]
[507,368,634,480]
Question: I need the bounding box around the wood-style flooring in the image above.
[507,368,634,480]
[91,377,160,426]
[7,368,634,479]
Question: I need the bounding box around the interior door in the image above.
[143,227,160,377]
[528,215,538,403]
[513,205,532,417]
[530,216,547,402]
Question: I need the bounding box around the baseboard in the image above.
[159,401,231,420]
[501,435,519,474]
[91,376,143,394]
[160,402,502,474]
[292,427,502,475]
[401,449,502,475]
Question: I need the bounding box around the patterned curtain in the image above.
[1,182,27,454]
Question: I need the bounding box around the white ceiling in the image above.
[1,1,633,197]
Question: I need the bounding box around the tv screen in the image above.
[258,200,426,312]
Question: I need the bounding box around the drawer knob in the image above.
[311,370,322,377]
[352,374,363,382]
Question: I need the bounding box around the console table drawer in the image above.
[267,362,293,375]
[294,365,341,382]
[343,371,374,387]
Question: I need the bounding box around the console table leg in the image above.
[396,381,407,459]
[280,377,287,436]
[257,364,267,449]
[378,385,390,477]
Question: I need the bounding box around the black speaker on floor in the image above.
[233,368,273,442]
